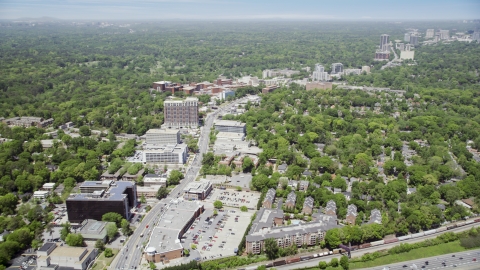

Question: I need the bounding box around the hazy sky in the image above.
[0,0,479,21]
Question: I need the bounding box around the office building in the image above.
[426,29,435,39]
[146,129,180,145]
[246,207,339,254]
[145,200,204,263]
[404,33,411,42]
[472,31,480,42]
[141,144,188,164]
[221,90,235,100]
[343,69,362,76]
[37,243,97,270]
[143,174,167,187]
[262,69,300,79]
[214,120,246,134]
[183,180,213,200]
[439,30,450,40]
[163,97,199,128]
[330,63,343,74]
[409,35,419,46]
[262,85,279,94]
[380,34,390,51]
[312,64,329,81]
[396,42,405,51]
[66,181,137,223]
[400,50,415,60]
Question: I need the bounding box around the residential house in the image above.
[325,200,337,216]
[263,188,276,209]
[285,192,297,210]
[346,204,358,225]
[302,196,314,215]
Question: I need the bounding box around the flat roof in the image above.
[216,132,245,139]
[146,129,179,134]
[68,181,134,202]
[39,242,56,252]
[214,120,246,127]
[183,180,211,194]
[147,200,203,254]
[50,246,88,260]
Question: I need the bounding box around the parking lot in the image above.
[206,189,260,210]
[182,207,254,261]
[51,205,69,226]
[10,254,36,270]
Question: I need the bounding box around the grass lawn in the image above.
[350,241,476,269]
[92,248,119,270]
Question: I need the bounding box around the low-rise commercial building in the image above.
[3,117,54,128]
[214,120,246,134]
[76,219,114,242]
[183,180,212,200]
[143,174,167,187]
[36,243,97,270]
[145,200,204,263]
[128,144,188,164]
[216,132,245,141]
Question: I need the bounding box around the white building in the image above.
[128,144,188,164]
[426,29,435,39]
[331,63,343,74]
[216,132,245,141]
[312,64,329,81]
[145,129,180,145]
[34,191,50,199]
[439,30,450,40]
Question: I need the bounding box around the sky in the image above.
[0,0,479,21]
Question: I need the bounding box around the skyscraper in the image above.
[380,34,390,51]
[331,63,344,75]
[409,35,419,46]
[439,30,450,40]
[404,33,411,42]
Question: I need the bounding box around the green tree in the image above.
[95,239,105,251]
[149,262,156,270]
[60,222,71,241]
[79,126,91,136]
[183,249,190,256]
[121,219,132,236]
[104,248,113,258]
[242,157,254,173]
[213,200,223,209]
[330,257,339,267]
[319,261,328,269]
[264,238,279,260]
[102,212,123,226]
[340,255,349,270]
[106,223,118,241]
[65,233,84,247]
[240,206,248,212]
[156,186,169,199]
[168,170,184,185]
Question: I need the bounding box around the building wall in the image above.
[214,123,246,134]
[246,231,326,254]
[146,249,183,263]
[305,82,332,91]
[146,131,180,145]
[164,98,198,128]
[67,198,130,223]
[302,206,313,215]
[346,215,356,225]
[262,201,273,209]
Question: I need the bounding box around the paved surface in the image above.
[110,97,248,270]
[363,250,480,270]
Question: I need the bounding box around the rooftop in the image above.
[214,120,246,127]
[67,181,134,202]
[183,180,212,194]
[146,129,179,134]
[39,242,56,252]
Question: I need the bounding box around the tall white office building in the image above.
[312,64,329,81]
[404,33,411,42]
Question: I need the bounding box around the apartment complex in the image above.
[183,180,213,200]
[305,82,332,91]
[246,207,339,254]
[2,117,54,128]
[426,29,435,39]
[380,34,390,51]
[146,129,180,145]
[262,69,300,79]
[346,204,358,225]
[285,192,297,209]
[163,97,199,128]
[145,200,204,263]
[263,188,276,209]
[36,243,97,270]
[214,120,246,134]
[66,181,137,223]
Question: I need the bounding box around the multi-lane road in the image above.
[110,97,247,270]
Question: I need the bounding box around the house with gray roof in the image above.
[262,188,276,209]
[325,200,337,216]
[299,180,309,191]
[346,204,357,225]
[285,192,297,210]
[302,196,314,215]
[368,209,382,224]
[278,163,288,174]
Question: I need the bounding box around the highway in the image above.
[110,97,247,270]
